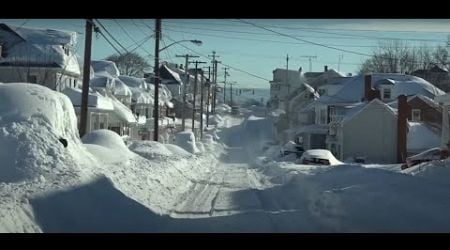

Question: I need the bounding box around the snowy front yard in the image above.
[2,84,450,232]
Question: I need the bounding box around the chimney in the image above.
[364,74,372,101]
[299,67,302,73]
[324,65,328,72]
[180,64,184,70]
[397,95,409,163]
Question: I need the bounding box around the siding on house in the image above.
[342,102,398,163]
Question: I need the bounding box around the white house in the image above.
[62,87,113,133]
[0,23,80,91]
[326,99,398,163]
[269,68,306,110]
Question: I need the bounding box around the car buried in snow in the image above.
[402,147,450,170]
[299,149,342,166]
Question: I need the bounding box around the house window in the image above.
[412,109,421,121]
[383,88,391,100]
[27,75,37,83]
[0,44,3,58]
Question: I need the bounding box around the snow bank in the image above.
[0,83,88,183]
[175,131,199,154]
[128,140,173,160]
[81,129,132,164]
[408,122,440,153]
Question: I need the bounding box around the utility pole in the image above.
[153,19,161,141]
[222,67,230,104]
[79,19,93,138]
[191,60,206,134]
[301,55,317,72]
[206,66,211,128]
[176,54,199,131]
[199,71,204,139]
[209,51,220,113]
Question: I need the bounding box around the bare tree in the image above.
[359,40,447,74]
[105,52,150,77]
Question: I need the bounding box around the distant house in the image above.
[62,87,113,133]
[303,66,346,90]
[290,73,445,163]
[268,68,306,110]
[411,65,450,92]
[327,99,398,163]
[0,23,80,91]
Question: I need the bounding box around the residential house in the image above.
[303,66,346,91]
[268,68,306,110]
[0,23,80,91]
[411,65,450,92]
[62,87,113,134]
[324,74,444,163]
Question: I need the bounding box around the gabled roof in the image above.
[0,23,80,75]
[318,73,445,104]
[341,98,397,125]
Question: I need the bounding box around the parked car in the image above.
[299,149,342,166]
[402,147,450,169]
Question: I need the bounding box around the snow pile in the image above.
[0,83,90,183]
[401,159,450,186]
[81,129,132,164]
[128,140,173,160]
[175,131,199,154]
[407,122,440,153]
[91,60,120,78]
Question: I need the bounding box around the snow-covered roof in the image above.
[90,75,115,89]
[341,99,397,125]
[109,95,136,123]
[118,75,147,89]
[408,122,440,153]
[160,64,183,85]
[113,78,132,97]
[318,73,445,104]
[0,23,80,76]
[62,87,114,111]
[91,60,120,78]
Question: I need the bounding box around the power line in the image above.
[237,19,442,67]
[167,19,450,35]
[162,34,271,82]
[91,22,124,56]
[163,23,447,43]
[95,19,129,53]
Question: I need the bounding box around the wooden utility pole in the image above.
[153,19,161,141]
[222,67,229,104]
[79,19,93,138]
[206,66,211,127]
[208,51,220,114]
[176,54,199,131]
[191,60,206,134]
[199,71,204,138]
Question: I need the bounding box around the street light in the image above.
[153,34,203,141]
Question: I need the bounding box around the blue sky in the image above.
[1,19,450,88]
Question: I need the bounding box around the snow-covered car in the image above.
[299,149,341,166]
[402,147,449,169]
